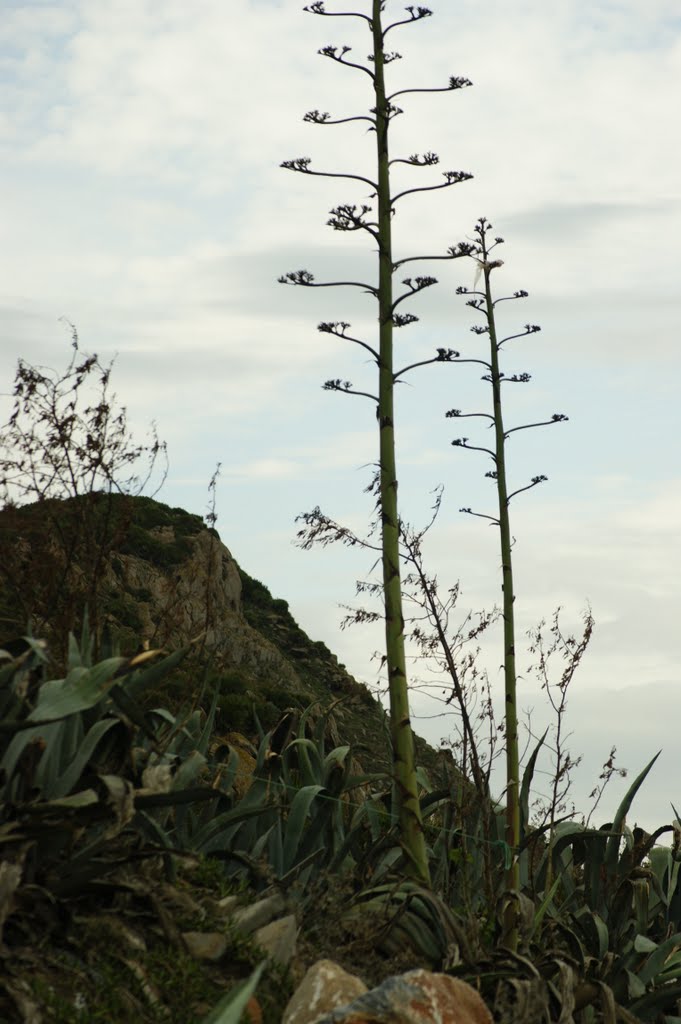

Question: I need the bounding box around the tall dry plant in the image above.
[448,217,568,944]
[280,1,476,884]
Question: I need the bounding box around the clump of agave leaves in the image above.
[200,707,681,1022]
[425,745,681,1023]
[0,618,201,919]
[346,735,681,1023]
[4,622,681,1023]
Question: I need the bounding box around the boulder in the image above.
[283,963,492,1024]
[181,930,228,961]
[283,960,368,1024]
[253,914,298,966]
[232,892,287,934]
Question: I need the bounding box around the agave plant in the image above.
[162,702,390,893]
[521,753,681,1021]
[0,620,201,911]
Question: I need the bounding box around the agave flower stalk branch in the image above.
[450,217,568,948]
[482,246,521,946]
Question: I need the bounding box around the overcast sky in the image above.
[1,0,680,834]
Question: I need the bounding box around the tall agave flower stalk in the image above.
[447,217,568,944]
[280,1,475,884]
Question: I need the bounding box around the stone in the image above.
[232,892,287,935]
[245,996,263,1024]
[253,913,298,966]
[213,893,240,916]
[282,960,368,1024]
[181,930,228,961]
[284,965,492,1024]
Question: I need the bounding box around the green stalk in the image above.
[372,0,430,887]
[481,252,520,946]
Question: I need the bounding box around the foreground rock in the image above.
[283,962,492,1024]
[283,961,369,1024]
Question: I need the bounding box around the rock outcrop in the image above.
[107,520,306,694]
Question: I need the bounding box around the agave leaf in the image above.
[172,750,206,792]
[250,825,275,862]
[99,773,136,836]
[134,808,178,848]
[252,706,266,744]
[657,950,681,983]
[147,708,178,729]
[634,934,658,954]
[29,658,127,719]
[109,682,158,738]
[269,816,284,878]
[195,683,220,758]
[187,802,274,854]
[529,874,563,941]
[415,764,432,793]
[638,931,681,985]
[344,771,388,791]
[282,784,325,873]
[284,738,324,787]
[519,728,548,833]
[67,631,84,671]
[213,746,241,796]
[630,981,681,1019]
[396,908,443,962]
[583,830,609,915]
[324,745,350,774]
[1,721,62,796]
[34,789,99,810]
[604,751,661,883]
[631,877,650,936]
[51,718,120,799]
[32,718,74,796]
[649,845,681,920]
[370,845,404,883]
[135,787,222,809]
[574,906,609,960]
[624,968,646,1000]
[124,646,190,701]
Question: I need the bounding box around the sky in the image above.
[1,0,680,834]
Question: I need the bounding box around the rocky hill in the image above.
[0,493,448,781]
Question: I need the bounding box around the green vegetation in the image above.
[2,618,680,1021]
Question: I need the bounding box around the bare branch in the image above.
[389,75,473,101]
[384,6,433,37]
[322,378,379,405]
[393,170,473,204]
[304,109,376,128]
[278,269,378,297]
[394,241,475,270]
[281,157,377,193]
[317,321,379,362]
[460,507,500,525]
[507,475,548,502]
[394,348,460,380]
[451,438,496,458]
[317,44,374,79]
[304,1,371,21]
[505,414,569,438]
[390,151,440,167]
